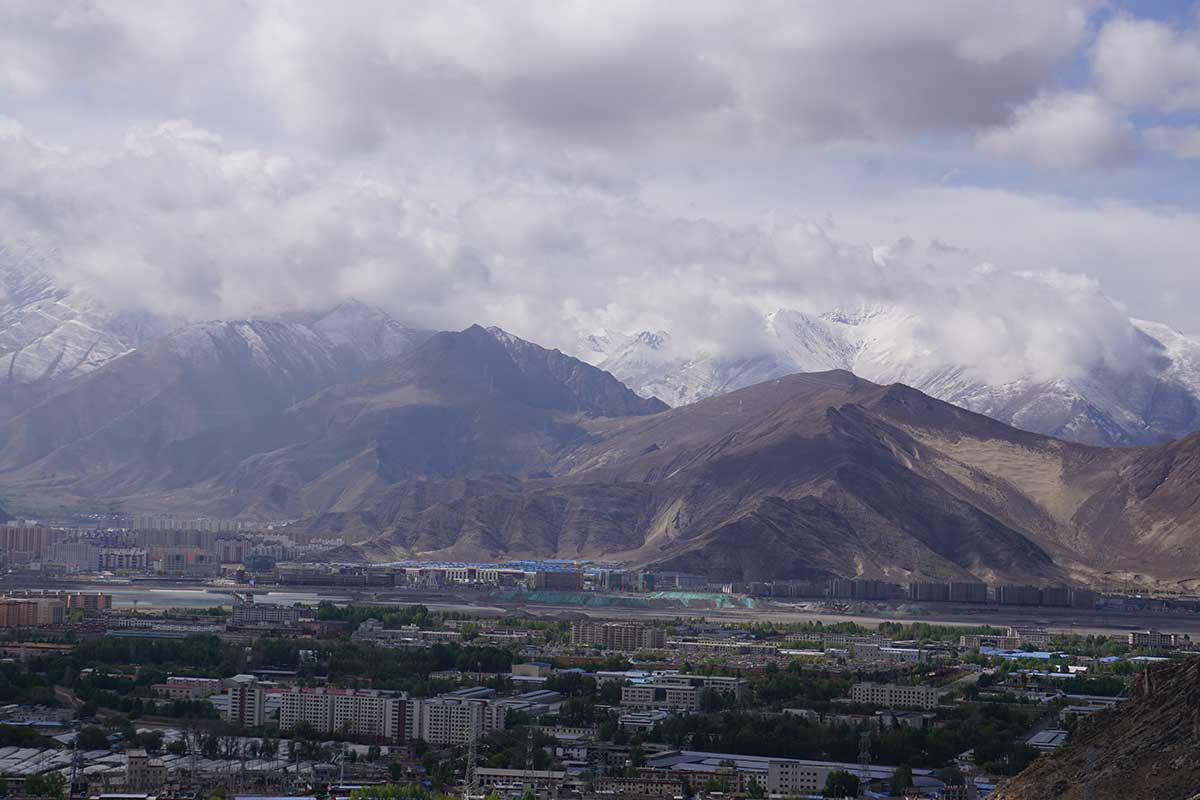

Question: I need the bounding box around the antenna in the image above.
[858,730,871,770]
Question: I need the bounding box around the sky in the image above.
[1,1,1199,382]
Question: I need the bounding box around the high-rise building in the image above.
[224,675,266,727]
[406,695,507,745]
[0,598,64,627]
[571,621,667,651]
[278,687,406,742]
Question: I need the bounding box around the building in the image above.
[278,687,406,742]
[152,676,224,700]
[99,548,149,571]
[406,693,507,745]
[1129,630,1179,649]
[512,662,552,679]
[948,582,989,603]
[646,750,935,797]
[0,597,65,627]
[125,749,167,791]
[224,675,266,727]
[231,601,306,627]
[849,682,941,710]
[475,768,567,794]
[995,585,1042,606]
[828,578,902,601]
[571,621,667,651]
[596,769,685,797]
[620,674,749,712]
[0,525,61,561]
[43,540,100,573]
[532,570,584,590]
[907,582,949,602]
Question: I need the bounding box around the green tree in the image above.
[822,770,859,798]
[76,726,110,751]
[890,764,913,794]
[25,772,66,800]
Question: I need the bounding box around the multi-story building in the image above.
[0,598,65,627]
[1,590,111,611]
[849,682,941,710]
[571,621,667,651]
[278,687,406,742]
[99,548,149,571]
[125,749,167,791]
[231,601,306,627]
[0,525,61,561]
[994,585,1042,606]
[406,693,507,745]
[223,675,266,727]
[948,582,989,603]
[620,674,750,711]
[43,541,100,573]
[907,582,949,602]
[1129,630,1179,649]
[152,676,225,700]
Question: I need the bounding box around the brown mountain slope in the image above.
[991,657,1200,800]
[342,371,1123,582]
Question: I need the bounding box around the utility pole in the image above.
[464,729,478,800]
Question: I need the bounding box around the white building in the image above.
[278,687,406,742]
[223,674,266,727]
[406,695,507,745]
[849,682,941,710]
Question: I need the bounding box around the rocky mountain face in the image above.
[0,302,430,500]
[338,369,1136,584]
[582,306,1200,446]
[331,366,1200,585]
[992,657,1200,800]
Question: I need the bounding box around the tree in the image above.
[890,764,913,794]
[76,726,110,751]
[822,770,859,798]
[347,783,456,800]
[25,772,66,800]
[939,765,965,786]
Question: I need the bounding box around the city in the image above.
[0,518,1190,798]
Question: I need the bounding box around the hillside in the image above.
[991,657,1200,800]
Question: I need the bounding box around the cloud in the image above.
[1145,125,1200,159]
[0,2,1095,156]
[1092,14,1200,112]
[0,115,1196,390]
[976,92,1136,170]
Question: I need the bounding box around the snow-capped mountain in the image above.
[0,244,175,385]
[584,305,1200,446]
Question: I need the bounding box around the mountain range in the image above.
[1,256,1200,587]
[579,306,1200,447]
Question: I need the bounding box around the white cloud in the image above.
[1145,125,1200,159]
[1092,14,1200,112]
[1,118,1194,390]
[0,1,1096,155]
[977,92,1136,170]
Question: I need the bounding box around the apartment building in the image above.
[407,691,508,745]
[571,621,667,651]
[620,674,750,711]
[849,682,941,710]
[224,675,266,727]
[99,548,149,571]
[231,601,306,627]
[153,676,224,700]
[125,749,167,791]
[278,687,406,742]
[1129,630,1180,649]
[0,598,64,627]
